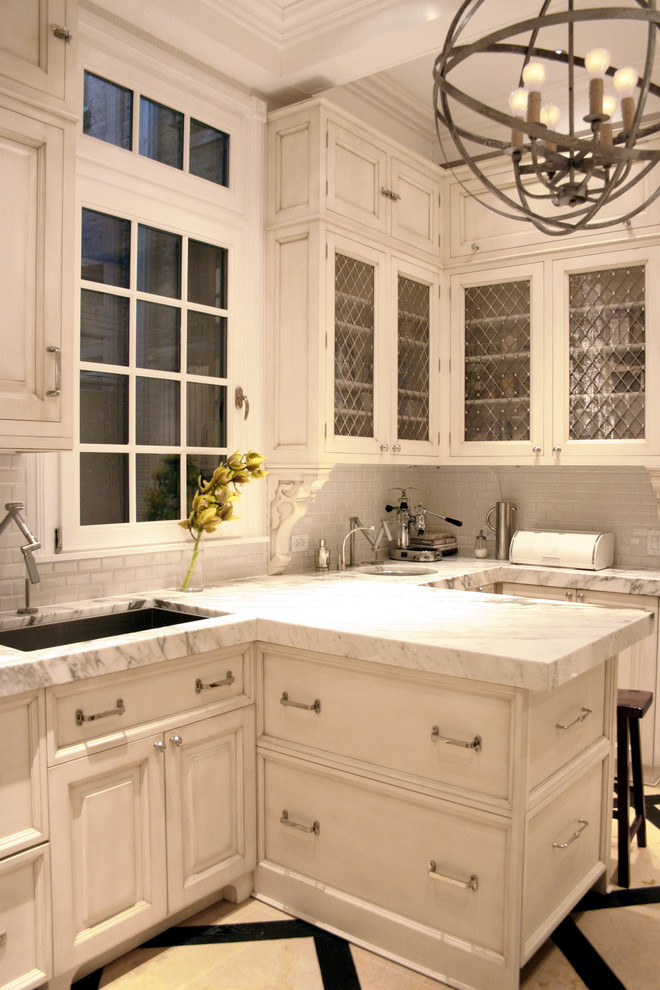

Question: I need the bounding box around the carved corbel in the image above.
[268,469,332,574]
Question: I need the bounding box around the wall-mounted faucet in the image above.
[0,502,41,613]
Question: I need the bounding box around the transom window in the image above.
[79,207,229,526]
[83,71,230,187]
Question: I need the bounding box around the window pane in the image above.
[137,301,180,372]
[80,371,128,444]
[188,240,227,309]
[81,209,130,287]
[136,377,180,445]
[186,454,222,513]
[136,453,180,521]
[190,119,229,186]
[83,72,132,149]
[138,225,181,299]
[139,96,183,169]
[187,312,226,377]
[80,290,129,365]
[187,382,226,447]
[80,453,128,525]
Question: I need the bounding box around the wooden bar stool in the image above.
[615,688,653,888]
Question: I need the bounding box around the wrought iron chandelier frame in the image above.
[433,0,660,235]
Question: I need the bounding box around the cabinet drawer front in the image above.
[49,646,249,758]
[529,664,607,790]
[0,843,51,989]
[262,756,510,955]
[0,690,47,856]
[261,651,513,802]
[523,760,605,945]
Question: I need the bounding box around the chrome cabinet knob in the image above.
[380,443,390,452]
[154,740,166,752]
[532,446,541,454]
[170,735,183,746]
[553,445,562,454]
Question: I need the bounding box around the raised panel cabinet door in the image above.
[0,689,48,858]
[165,707,256,914]
[390,157,439,255]
[326,121,388,234]
[48,735,168,975]
[0,844,51,990]
[0,106,67,434]
[0,0,73,104]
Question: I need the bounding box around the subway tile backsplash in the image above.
[0,453,658,612]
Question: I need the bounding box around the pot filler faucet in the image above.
[0,502,41,613]
[385,488,463,562]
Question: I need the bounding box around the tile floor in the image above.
[75,789,660,990]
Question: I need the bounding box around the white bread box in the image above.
[509,530,614,570]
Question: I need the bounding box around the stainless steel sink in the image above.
[0,605,221,653]
[358,564,438,577]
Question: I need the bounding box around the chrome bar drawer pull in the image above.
[553,819,589,849]
[76,698,125,726]
[431,725,481,752]
[280,691,321,714]
[195,671,235,693]
[555,707,592,730]
[428,861,478,890]
[280,809,320,835]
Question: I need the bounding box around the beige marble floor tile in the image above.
[351,944,450,989]
[520,940,588,989]
[99,939,324,990]
[575,904,660,990]
[180,899,294,927]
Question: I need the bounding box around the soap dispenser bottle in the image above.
[315,538,330,570]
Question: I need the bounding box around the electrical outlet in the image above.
[291,534,309,553]
[647,532,660,555]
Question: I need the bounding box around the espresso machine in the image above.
[385,488,462,562]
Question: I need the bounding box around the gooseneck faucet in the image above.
[340,516,393,569]
[0,502,41,612]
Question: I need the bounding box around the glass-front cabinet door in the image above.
[552,249,660,462]
[326,232,438,460]
[450,264,546,461]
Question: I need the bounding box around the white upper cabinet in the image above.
[444,156,660,266]
[0,0,78,111]
[267,99,441,260]
[450,247,660,465]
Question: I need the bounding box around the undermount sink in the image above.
[358,564,438,577]
[0,605,220,653]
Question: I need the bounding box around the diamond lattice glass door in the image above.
[568,266,645,440]
[334,253,375,438]
[398,275,430,442]
[464,279,531,442]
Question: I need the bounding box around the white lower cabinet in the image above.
[255,644,614,990]
[46,647,257,985]
[0,689,51,990]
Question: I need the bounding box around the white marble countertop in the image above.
[0,556,656,699]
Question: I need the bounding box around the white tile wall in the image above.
[1,452,658,611]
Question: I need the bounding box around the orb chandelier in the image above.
[433,0,660,235]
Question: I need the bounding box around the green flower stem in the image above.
[182,531,202,591]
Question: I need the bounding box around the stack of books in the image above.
[409,531,459,556]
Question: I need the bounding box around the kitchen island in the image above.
[0,564,654,990]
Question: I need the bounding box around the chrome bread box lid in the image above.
[509,530,614,570]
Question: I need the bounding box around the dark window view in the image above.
[190,118,230,186]
[83,71,133,149]
[139,96,184,169]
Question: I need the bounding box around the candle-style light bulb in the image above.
[585,47,611,118]
[522,61,545,124]
[614,66,639,132]
[599,94,616,145]
[508,87,528,148]
[540,104,560,151]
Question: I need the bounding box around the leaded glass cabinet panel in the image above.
[397,274,430,443]
[334,252,375,439]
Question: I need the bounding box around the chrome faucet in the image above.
[0,502,41,612]
[341,516,393,570]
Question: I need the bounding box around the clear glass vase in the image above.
[180,537,203,592]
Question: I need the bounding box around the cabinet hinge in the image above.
[325,243,328,259]
[324,422,327,438]
[438,234,441,248]
[438,358,441,373]
[438,284,441,298]
[438,192,441,207]
[54,527,62,553]
[325,331,328,349]
[326,131,329,148]
[326,179,329,195]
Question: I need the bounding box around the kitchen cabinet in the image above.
[449,247,660,464]
[500,582,660,769]
[0,100,74,449]
[267,222,439,466]
[47,645,256,982]
[444,156,660,266]
[0,688,51,990]
[0,0,77,110]
[255,643,614,990]
[267,98,441,260]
